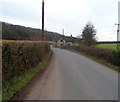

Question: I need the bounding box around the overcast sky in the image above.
[0,0,119,41]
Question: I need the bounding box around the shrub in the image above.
[2,41,50,85]
[108,51,120,66]
[61,45,119,67]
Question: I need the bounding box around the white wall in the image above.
[57,39,66,47]
[118,1,120,41]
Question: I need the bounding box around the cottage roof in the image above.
[53,36,74,42]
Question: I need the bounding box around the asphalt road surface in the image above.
[20,48,118,100]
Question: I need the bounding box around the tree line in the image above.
[2,21,117,45]
[2,22,79,42]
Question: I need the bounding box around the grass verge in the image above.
[65,49,119,72]
[2,51,52,101]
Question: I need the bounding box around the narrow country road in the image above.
[17,48,118,100]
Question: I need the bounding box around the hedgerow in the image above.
[2,41,50,85]
[61,45,120,67]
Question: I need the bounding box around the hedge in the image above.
[2,41,50,85]
[61,45,120,67]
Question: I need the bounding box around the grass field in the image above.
[96,44,117,51]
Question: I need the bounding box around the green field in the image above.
[96,44,117,51]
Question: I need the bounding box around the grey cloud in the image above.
[1,1,40,22]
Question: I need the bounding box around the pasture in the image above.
[96,44,117,51]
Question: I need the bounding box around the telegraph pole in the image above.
[42,0,45,41]
[115,23,120,50]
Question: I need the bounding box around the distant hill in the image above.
[2,22,79,42]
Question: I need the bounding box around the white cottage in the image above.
[57,38,66,47]
[53,36,74,47]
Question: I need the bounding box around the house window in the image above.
[61,40,63,42]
